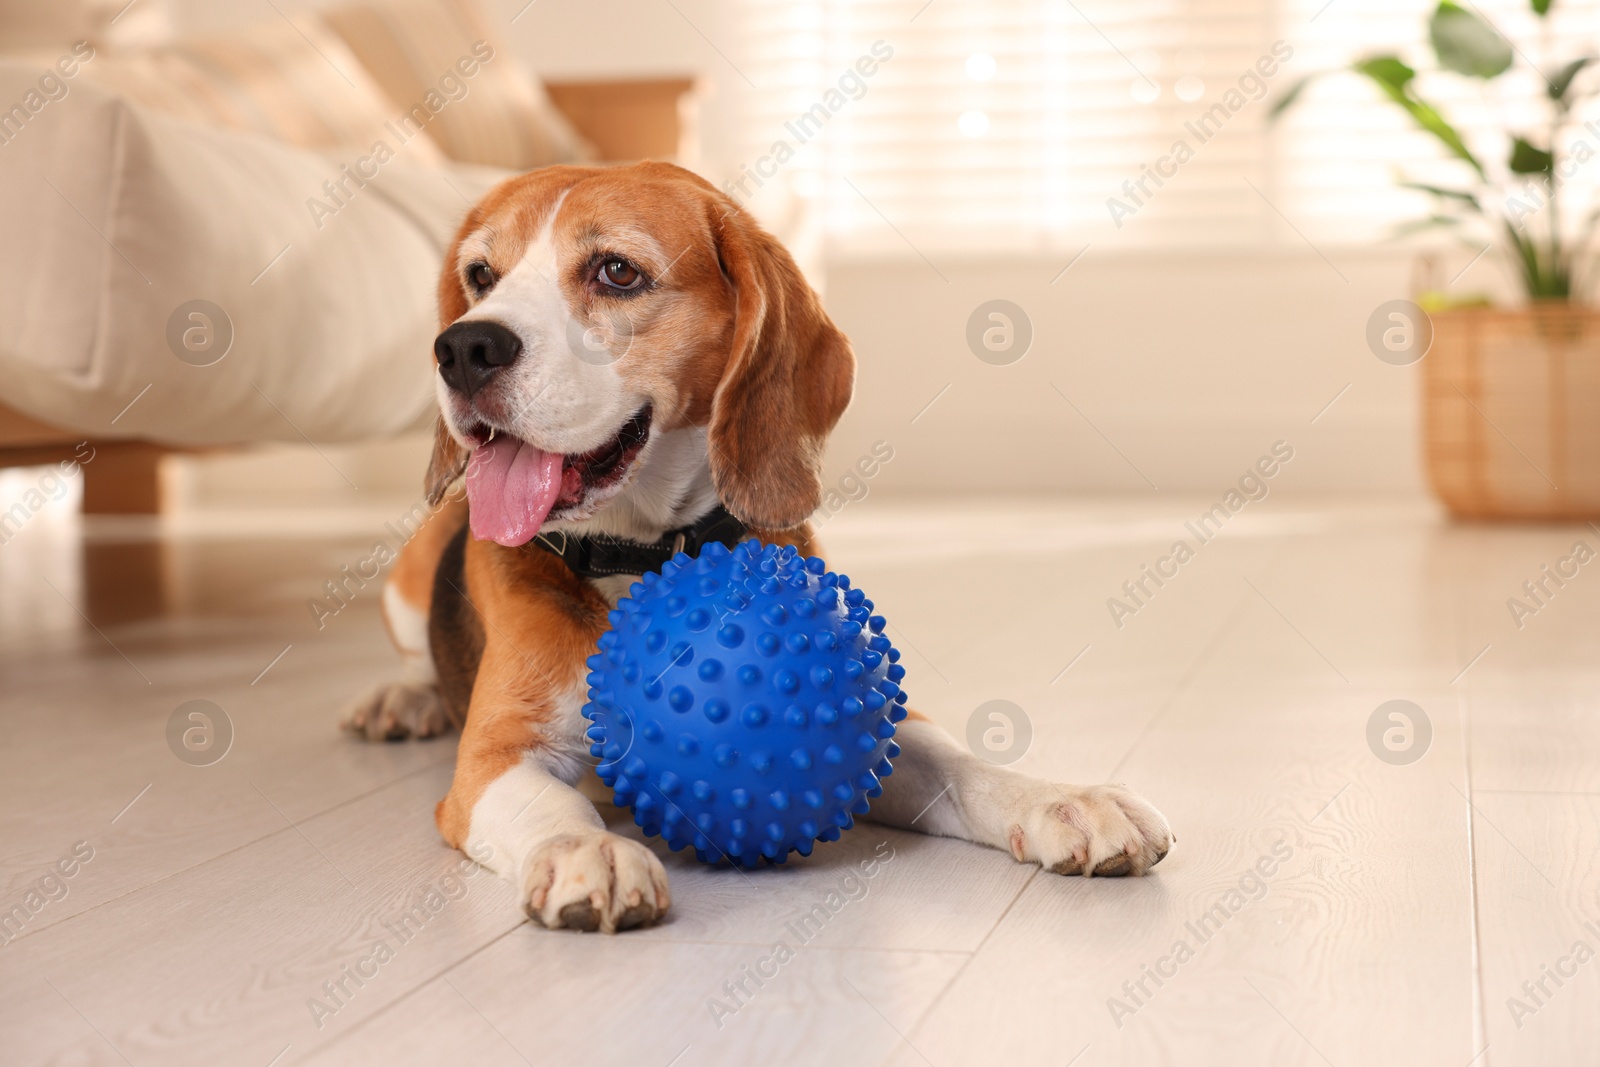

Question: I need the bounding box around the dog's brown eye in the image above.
[467,262,495,293]
[598,259,643,291]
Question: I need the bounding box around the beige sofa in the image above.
[0,0,694,511]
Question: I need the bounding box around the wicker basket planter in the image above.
[1424,305,1600,519]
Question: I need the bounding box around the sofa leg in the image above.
[83,444,166,514]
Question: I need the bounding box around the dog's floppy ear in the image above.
[708,207,855,530]
[423,201,482,506]
[424,414,469,506]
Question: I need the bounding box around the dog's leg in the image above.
[341,499,464,740]
[433,608,669,933]
[867,713,1173,876]
[433,665,671,932]
[339,581,451,740]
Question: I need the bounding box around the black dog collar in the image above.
[524,505,748,579]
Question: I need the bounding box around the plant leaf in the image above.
[1398,181,1483,210]
[1359,55,1418,92]
[1268,73,1322,119]
[1502,218,1549,296]
[1509,136,1554,175]
[1430,2,1514,78]
[1548,56,1593,102]
[1531,0,1552,15]
[1354,56,1487,178]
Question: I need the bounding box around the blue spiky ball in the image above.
[582,539,906,867]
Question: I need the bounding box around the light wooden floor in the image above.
[3,495,1598,1066]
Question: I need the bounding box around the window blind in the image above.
[737,0,1600,252]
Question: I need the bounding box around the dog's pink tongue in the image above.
[465,436,563,547]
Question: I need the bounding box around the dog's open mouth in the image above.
[462,405,652,546]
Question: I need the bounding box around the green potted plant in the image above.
[1274,0,1600,518]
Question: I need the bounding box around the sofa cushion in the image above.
[80,10,446,163]
[0,61,506,445]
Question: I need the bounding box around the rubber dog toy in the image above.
[583,540,906,866]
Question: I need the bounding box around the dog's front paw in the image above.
[1007,784,1172,877]
[340,681,449,741]
[521,832,670,933]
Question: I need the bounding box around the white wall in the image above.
[819,245,1453,497]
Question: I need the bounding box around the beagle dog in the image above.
[344,162,1172,933]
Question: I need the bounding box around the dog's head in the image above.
[425,162,854,545]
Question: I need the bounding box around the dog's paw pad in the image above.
[556,900,601,932]
[1094,853,1134,877]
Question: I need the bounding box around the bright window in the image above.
[738,0,1600,253]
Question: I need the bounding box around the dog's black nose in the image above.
[434,320,523,398]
